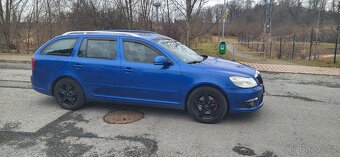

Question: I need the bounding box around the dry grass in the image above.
[290,56,340,68]
[191,37,233,59]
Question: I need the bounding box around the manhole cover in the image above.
[103,110,144,124]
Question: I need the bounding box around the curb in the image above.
[0,60,31,64]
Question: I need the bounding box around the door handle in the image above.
[123,67,133,73]
[73,63,83,69]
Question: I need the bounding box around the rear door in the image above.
[72,36,121,99]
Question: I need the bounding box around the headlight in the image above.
[229,76,258,88]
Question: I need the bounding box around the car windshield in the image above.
[155,39,204,63]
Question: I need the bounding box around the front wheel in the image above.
[53,78,86,110]
[187,86,228,124]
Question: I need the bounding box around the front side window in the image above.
[41,38,78,56]
[124,41,160,63]
[78,39,116,59]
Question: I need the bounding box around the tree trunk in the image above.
[46,0,53,38]
[4,0,11,51]
[129,0,133,29]
[166,0,171,35]
[186,0,192,47]
[186,20,191,47]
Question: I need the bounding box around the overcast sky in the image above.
[206,0,226,6]
[206,0,261,7]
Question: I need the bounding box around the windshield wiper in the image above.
[201,55,208,61]
[188,55,208,64]
[187,60,202,64]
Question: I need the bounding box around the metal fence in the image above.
[237,26,340,64]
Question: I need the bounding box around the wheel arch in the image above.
[184,83,230,112]
[51,75,87,101]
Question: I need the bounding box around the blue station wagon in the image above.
[31,30,264,123]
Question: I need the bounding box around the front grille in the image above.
[256,74,263,85]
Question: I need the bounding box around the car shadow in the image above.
[36,96,61,109]
[84,102,262,124]
[86,102,188,116]
[37,97,263,124]
[223,111,263,123]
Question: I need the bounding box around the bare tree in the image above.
[171,0,208,46]
[1,0,339,53]
[124,0,134,29]
[138,0,152,29]
[332,0,336,12]
[0,0,28,52]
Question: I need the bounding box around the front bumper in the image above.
[225,85,264,113]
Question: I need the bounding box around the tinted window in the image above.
[78,39,116,59]
[124,41,160,63]
[41,38,77,56]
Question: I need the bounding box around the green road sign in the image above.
[219,42,227,55]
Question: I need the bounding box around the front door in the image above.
[121,39,181,106]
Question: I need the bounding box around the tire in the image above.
[187,86,228,124]
[53,78,86,110]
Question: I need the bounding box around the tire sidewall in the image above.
[187,86,228,124]
[53,78,85,110]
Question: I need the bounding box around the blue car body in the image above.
[31,31,264,113]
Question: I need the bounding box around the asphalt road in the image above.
[0,62,339,157]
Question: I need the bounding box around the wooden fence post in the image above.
[334,26,339,64]
[292,33,296,60]
[279,35,282,59]
[309,29,313,61]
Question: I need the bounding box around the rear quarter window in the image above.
[41,38,78,56]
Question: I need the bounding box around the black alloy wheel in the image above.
[54,78,85,110]
[187,86,228,124]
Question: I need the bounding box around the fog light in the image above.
[246,97,259,103]
[240,97,259,108]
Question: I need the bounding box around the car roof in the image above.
[61,30,170,40]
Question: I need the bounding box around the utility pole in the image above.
[153,1,161,23]
[309,29,314,61]
[263,0,273,57]
[221,0,228,41]
[219,0,228,57]
[315,7,321,46]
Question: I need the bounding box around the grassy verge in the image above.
[191,38,233,59]
[290,57,340,68]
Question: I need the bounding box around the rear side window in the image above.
[78,39,116,60]
[41,38,77,56]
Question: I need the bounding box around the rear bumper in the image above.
[31,76,52,96]
[224,85,264,113]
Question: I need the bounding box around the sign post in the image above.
[219,0,229,56]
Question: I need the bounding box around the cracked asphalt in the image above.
[0,62,339,157]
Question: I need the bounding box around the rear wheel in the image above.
[53,78,85,110]
[187,86,228,124]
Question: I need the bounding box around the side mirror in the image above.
[153,56,171,66]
